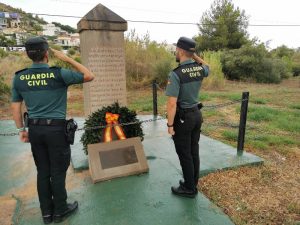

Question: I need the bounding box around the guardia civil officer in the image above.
[11,36,94,223]
[166,37,209,198]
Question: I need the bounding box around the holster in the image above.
[23,112,28,127]
[197,102,203,110]
[65,118,77,145]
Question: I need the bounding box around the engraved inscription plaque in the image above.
[87,137,149,183]
[86,46,127,114]
[99,146,138,169]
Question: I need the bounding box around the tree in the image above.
[52,22,76,34]
[33,24,43,34]
[0,35,16,47]
[221,44,290,83]
[271,45,294,58]
[196,0,249,51]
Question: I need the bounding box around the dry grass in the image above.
[198,77,300,225]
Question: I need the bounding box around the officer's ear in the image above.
[45,51,49,63]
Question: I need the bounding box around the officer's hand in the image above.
[19,131,29,143]
[49,48,70,62]
[168,127,175,136]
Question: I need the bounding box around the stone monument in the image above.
[77,3,128,117]
[78,4,149,183]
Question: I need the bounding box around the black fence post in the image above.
[237,92,249,155]
[152,80,158,116]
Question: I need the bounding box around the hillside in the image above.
[0,2,47,29]
[0,3,76,33]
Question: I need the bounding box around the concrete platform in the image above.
[72,116,263,176]
[0,116,263,225]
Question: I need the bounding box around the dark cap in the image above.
[176,37,196,52]
[25,36,49,52]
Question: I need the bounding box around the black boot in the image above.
[171,185,197,198]
[53,201,78,223]
[42,215,53,224]
[179,179,198,194]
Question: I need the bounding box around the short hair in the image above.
[25,36,48,62]
[183,50,194,58]
[26,50,47,62]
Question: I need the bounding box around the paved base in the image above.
[72,116,263,176]
[0,116,263,225]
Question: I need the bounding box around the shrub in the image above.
[67,48,76,56]
[0,76,10,102]
[221,44,266,81]
[125,30,175,88]
[0,48,8,58]
[292,63,300,76]
[202,51,225,89]
[154,59,174,86]
[221,44,290,83]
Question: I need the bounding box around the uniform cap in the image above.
[175,37,196,53]
[25,36,49,52]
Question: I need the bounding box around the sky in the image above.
[2,0,300,49]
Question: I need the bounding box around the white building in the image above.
[15,32,29,45]
[0,17,7,28]
[70,33,80,46]
[42,23,61,36]
[55,34,80,47]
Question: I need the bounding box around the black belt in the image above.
[28,118,66,126]
[179,106,198,113]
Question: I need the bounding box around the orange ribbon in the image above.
[103,112,126,142]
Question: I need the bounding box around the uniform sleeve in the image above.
[11,76,23,102]
[60,68,84,86]
[202,65,210,77]
[165,71,180,97]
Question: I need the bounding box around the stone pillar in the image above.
[77,4,128,117]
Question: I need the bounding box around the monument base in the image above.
[87,137,149,183]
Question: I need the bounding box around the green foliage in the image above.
[0,35,16,47]
[196,0,249,51]
[291,52,300,76]
[50,59,73,70]
[154,59,174,86]
[271,45,294,58]
[33,24,43,33]
[33,14,47,25]
[292,63,300,76]
[74,56,81,63]
[222,130,237,141]
[0,48,8,58]
[52,22,76,33]
[0,76,10,101]
[80,103,144,154]
[248,106,280,122]
[125,30,176,88]
[221,44,290,83]
[251,98,268,105]
[67,48,76,56]
[202,51,225,89]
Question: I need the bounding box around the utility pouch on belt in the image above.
[65,118,77,145]
[197,102,203,110]
[23,112,29,127]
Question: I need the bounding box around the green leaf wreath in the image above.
[80,102,144,154]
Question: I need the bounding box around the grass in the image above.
[248,105,280,122]
[289,103,300,110]
[222,130,238,141]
